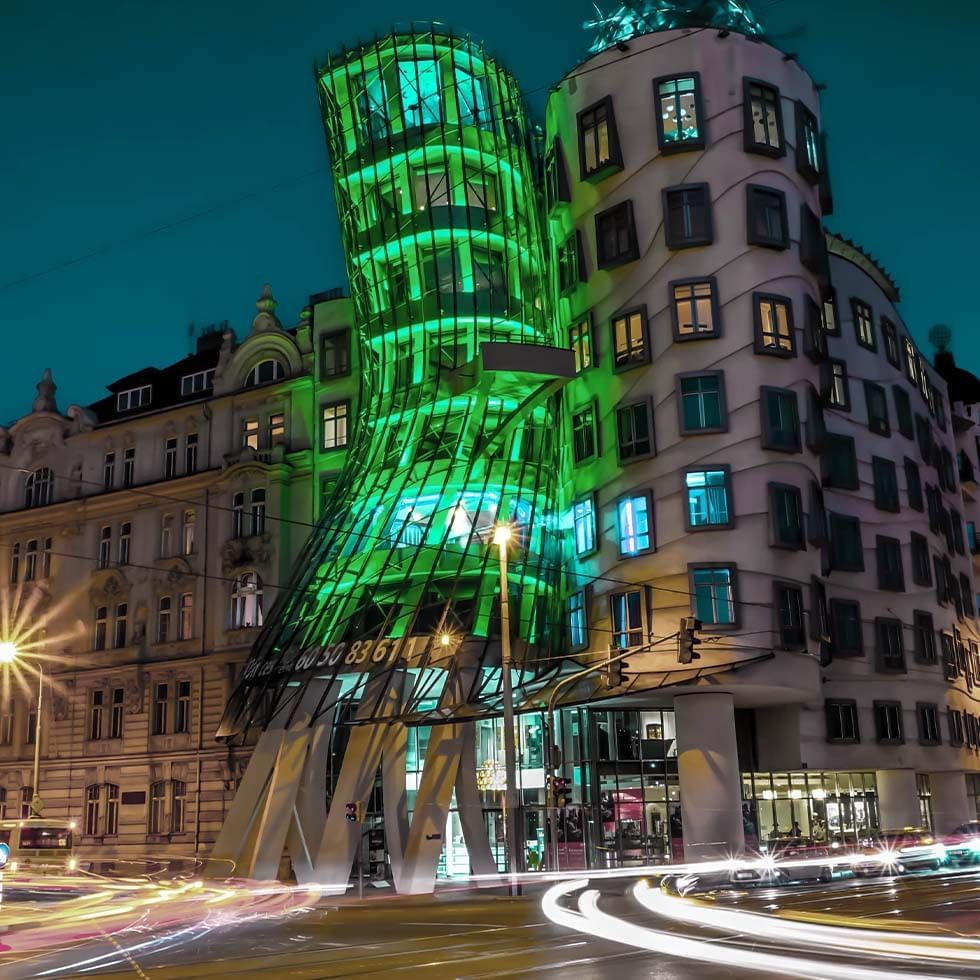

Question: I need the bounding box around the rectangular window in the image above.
[912,610,936,664]
[680,372,726,433]
[760,386,800,452]
[148,780,166,835]
[185,433,198,473]
[89,689,104,741]
[24,540,37,581]
[609,590,644,649]
[110,687,124,739]
[123,447,135,487]
[572,497,597,555]
[744,79,784,154]
[823,360,849,409]
[242,417,259,450]
[105,784,119,835]
[746,185,789,249]
[399,58,441,129]
[178,592,193,640]
[85,784,100,836]
[825,700,859,743]
[893,385,913,438]
[830,599,863,657]
[617,493,653,556]
[98,525,111,569]
[180,369,214,396]
[322,402,350,450]
[775,583,805,649]
[182,509,195,556]
[171,780,187,834]
[917,703,940,746]
[872,456,899,512]
[754,293,794,355]
[557,233,581,294]
[464,171,497,211]
[595,201,639,268]
[875,617,906,672]
[655,74,703,151]
[116,385,152,412]
[616,401,654,462]
[94,606,108,651]
[804,296,827,362]
[882,319,900,367]
[118,522,131,565]
[571,404,598,463]
[164,437,177,479]
[902,336,918,384]
[864,381,890,435]
[103,451,115,490]
[685,468,731,530]
[413,168,450,210]
[829,513,864,571]
[874,700,904,744]
[612,308,648,367]
[578,96,621,179]
[662,183,712,248]
[794,100,820,179]
[157,595,172,643]
[268,413,286,444]
[320,329,351,379]
[671,279,719,340]
[691,565,737,626]
[544,138,570,210]
[568,591,587,650]
[569,319,593,372]
[910,533,932,586]
[175,680,191,734]
[769,483,805,549]
[851,299,875,350]
[875,535,905,591]
[822,291,839,335]
[904,458,923,511]
[153,683,168,735]
[112,603,127,649]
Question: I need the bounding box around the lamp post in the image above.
[0,641,45,818]
[492,523,521,891]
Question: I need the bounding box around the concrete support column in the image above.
[674,693,745,862]
[928,771,969,834]
[875,769,920,829]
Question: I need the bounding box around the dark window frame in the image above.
[577,95,623,182]
[794,99,820,182]
[871,456,900,512]
[595,201,640,269]
[611,306,650,370]
[774,581,806,649]
[684,465,735,532]
[662,182,713,249]
[760,386,801,453]
[571,401,599,464]
[677,371,728,435]
[653,72,706,153]
[904,457,923,511]
[910,532,932,587]
[864,380,890,436]
[873,700,904,745]
[825,699,860,744]
[916,702,941,746]
[829,598,863,657]
[851,298,876,352]
[768,482,805,550]
[615,399,656,464]
[821,433,859,490]
[875,535,905,592]
[743,77,786,157]
[912,610,937,664]
[688,562,741,629]
[746,184,790,250]
[829,512,864,572]
[753,292,796,357]
[670,276,721,341]
[874,616,906,673]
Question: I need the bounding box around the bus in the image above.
[0,819,78,874]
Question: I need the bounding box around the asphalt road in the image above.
[4,868,980,979]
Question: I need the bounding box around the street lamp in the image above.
[493,523,521,889]
[0,641,45,818]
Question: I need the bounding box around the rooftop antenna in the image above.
[187,320,197,354]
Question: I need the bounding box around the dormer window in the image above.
[117,385,152,412]
[244,359,285,388]
[24,467,53,509]
[180,370,215,397]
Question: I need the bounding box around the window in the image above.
[655,74,703,151]
[873,701,904,744]
[616,401,654,462]
[8,543,17,585]
[268,413,285,444]
[123,447,135,487]
[951,509,965,555]
[743,79,784,154]
[557,233,582,293]
[176,680,191,734]
[544,138,571,210]
[572,497,597,555]
[180,369,214,396]
[322,401,350,450]
[118,522,131,565]
[690,565,737,626]
[970,521,978,554]
[902,336,918,384]
[917,703,940,746]
[617,493,653,556]
[112,603,128,649]
[116,385,152,412]
[414,168,449,209]
[911,610,936,664]
[320,329,351,379]
[769,483,804,549]
[804,297,827,362]
[178,593,193,641]
[775,583,805,648]
[464,172,497,210]
[153,683,168,735]
[864,381,890,435]
[569,319,593,372]
[795,101,820,179]
[110,688,123,739]
[93,606,108,651]
[822,291,839,335]
[231,572,264,629]
[157,595,172,643]
[89,689,104,741]
[830,599,862,657]
[85,784,100,836]
[871,457,899,512]
[882,319,900,367]
[612,308,648,367]
[875,535,905,591]
[671,279,719,340]
[685,468,731,530]
[24,539,37,581]
[171,779,187,834]
[893,386,913,438]
[595,201,639,268]
[610,590,644,649]
[39,538,51,579]
[568,592,587,651]
[242,418,259,450]
[571,404,598,463]
[160,514,174,557]
[910,533,932,586]
[97,525,112,569]
[232,492,245,538]
[24,467,53,508]
[916,415,933,463]
[875,618,906,672]
[950,709,965,747]
[822,360,849,409]
[754,293,794,355]
[0,703,11,745]
[105,784,119,835]
[181,509,195,556]
[103,451,115,489]
[185,432,198,473]
[250,488,266,536]
[164,437,178,479]
[662,184,712,248]
[244,359,285,387]
[829,513,864,571]
[826,700,859,743]
[851,299,875,351]
[746,185,789,249]
[902,458,923,512]
[149,781,166,835]
[680,373,726,433]
[760,387,799,452]
[578,96,621,180]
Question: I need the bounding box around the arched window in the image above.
[24,467,53,508]
[231,572,264,629]
[244,359,285,388]
[232,491,245,538]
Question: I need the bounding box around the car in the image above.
[942,821,980,865]
[766,837,835,883]
[851,828,946,876]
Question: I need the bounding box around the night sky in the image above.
[3,0,977,423]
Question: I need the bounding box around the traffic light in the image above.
[602,656,627,688]
[553,777,572,808]
[345,801,362,823]
[678,616,702,664]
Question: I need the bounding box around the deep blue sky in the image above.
[2,0,977,422]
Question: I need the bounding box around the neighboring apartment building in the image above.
[0,285,353,862]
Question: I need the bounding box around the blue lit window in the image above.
[454,67,491,130]
[610,590,643,649]
[399,59,442,129]
[691,566,736,625]
[685,469,730,528]
[617,493,652,556]
[568,592,587,650]
[572,497,596,555]
[354,69,389,141]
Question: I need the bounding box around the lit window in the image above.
[578,97,621,179]
[655,74,702,150]
[616,493,653,556]
[231,572,264,629]
[568,592,587,650]
[680,373,725,432]
[852,299,876,350]
[691,566,736,626]
[685,469,730,529]
[672,279,718,339]
[612,309,647,367]
[569,319,593,372]
[822,292,838,334]
[322,401,350,450]
[902,337,918,384]
[824,360,849,408]
[795,101,820,179]
[755,293,794,354]
[881,319,899,366]
[744,79,783,154]
[414,168,450,209]
[268,413,286,444]
[610,590,644,649]
[399,58,442,129]
[572,497,596,555]
[354,68,389,141]
[116,385,152,412]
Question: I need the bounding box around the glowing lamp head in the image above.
[492,524,512,547]
[0,641,18,664]
[440,633,452,647]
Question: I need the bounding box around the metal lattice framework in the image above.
[219,27,571,739]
